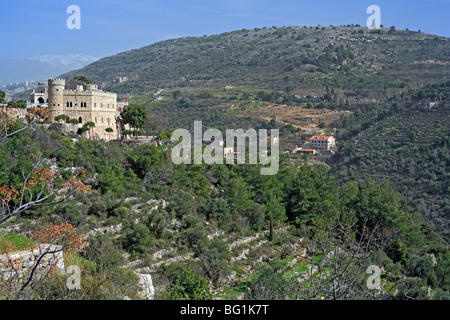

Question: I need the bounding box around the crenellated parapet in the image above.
[47,78,118,141]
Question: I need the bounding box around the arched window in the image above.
[70,102,73,107]
[67,102,69,107]
[79,117,83,124]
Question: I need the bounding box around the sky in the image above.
[0,0,449,60]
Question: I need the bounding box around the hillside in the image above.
[1,124,449,300]
[62,26,450,98]
[329,82,450,242]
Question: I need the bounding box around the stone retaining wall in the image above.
[0,245,64,284]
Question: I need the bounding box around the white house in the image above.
[311,136,335,151]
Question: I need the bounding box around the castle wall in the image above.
[48,79,118,140]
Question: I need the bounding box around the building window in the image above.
[70,102,73,107]
[79,117,83,124]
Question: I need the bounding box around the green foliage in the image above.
[168,191,197,219]
[330,101,450,242]
[247,261,286,299]
[54,202,88,227]
[163,264,211,300]
[127,143,163,178]
[385,239,408,264]
[69,118,79,126]
[283,165,339,226]
[435,252,450,291]
[433,289,450,300]
[195,238,231,283]
[55,114,70,123]
[2,107,448,299]
[143,209,169,238]
[82,235,126,273]
[143,167,173,194]
[35,252,139,300]
[119,219,154,257]
[6,100,27,108]
[73,75,93,84]
[406,255,437,288]
[202,197,232,229]
[60,26,450,98]
[0,234,35,254]
[224,176,255,210]
[243,203,266,231]
[180,214,207,249]
[120,105,147,129]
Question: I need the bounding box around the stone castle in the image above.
[48,78,118,140]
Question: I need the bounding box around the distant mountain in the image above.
[0,54,99,86]
[60,26,449,97]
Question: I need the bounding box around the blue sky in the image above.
[0,0,448,60]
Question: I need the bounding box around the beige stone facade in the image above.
[48,79,118,140]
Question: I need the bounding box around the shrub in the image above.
[162,264,211,300]
[119,220,154,257]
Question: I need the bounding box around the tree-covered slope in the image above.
[329,83,450,242]
[61,26,450,97]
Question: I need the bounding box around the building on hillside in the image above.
[4,95,12,102]
[48,78,118,140]
[293,148,317,155]
[113,77,129,84]
[310,136,335,151]
[419,99,438,111]
[117,96,129,114]
[30,82,48,106]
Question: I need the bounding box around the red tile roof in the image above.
[311,136,332,140]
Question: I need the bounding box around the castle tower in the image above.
[86,84,98,91]
[48,79,65,121]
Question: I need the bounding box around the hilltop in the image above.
[62,25,449,98]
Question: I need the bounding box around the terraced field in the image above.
[331,104,450,241]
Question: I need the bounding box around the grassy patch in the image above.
[0,233,36,254]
